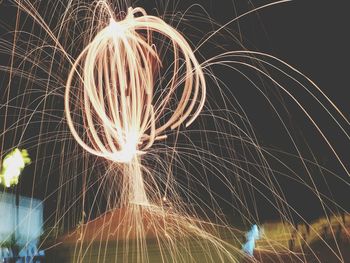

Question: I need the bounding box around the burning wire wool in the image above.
[65,6,206,206]
[1,0,349,262]
[65,7,206,164]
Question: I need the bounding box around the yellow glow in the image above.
[0,148,31,188]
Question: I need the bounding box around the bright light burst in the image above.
[0,148,31,188]
[0,0,349,262]
[65,6,206,206]
[65,6,205,163]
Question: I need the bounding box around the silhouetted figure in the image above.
[336,224,342,241]
[289,233,295,251]
[301,233,307,250]
[305,224,310,236]
[341,212,346,225]
[322,225,328,239]
[293,222,299,231]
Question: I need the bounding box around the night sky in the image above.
[0,0,349,229]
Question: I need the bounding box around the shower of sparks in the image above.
[0,0,349,262]
[65,6,205,205]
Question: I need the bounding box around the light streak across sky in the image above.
[0,0,349,262]
[65,6,206,206]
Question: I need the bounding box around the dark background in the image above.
[0,0,349,228]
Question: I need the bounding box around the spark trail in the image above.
[0,0,349,262]
[65,6,205,205]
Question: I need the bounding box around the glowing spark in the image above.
[65,6,206,205]
[2,1,349,262]
[0,148,31,188]
[65,7,206,164]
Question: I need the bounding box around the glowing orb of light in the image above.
[65,7,206,163]
[0,148,31,188]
